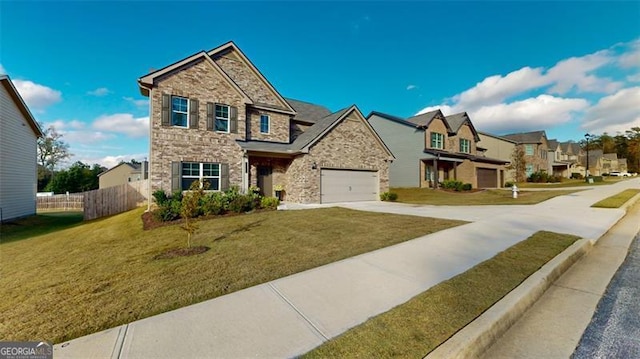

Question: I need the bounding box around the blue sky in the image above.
[1,1,639,168]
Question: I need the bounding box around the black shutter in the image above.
[206,103,214,131]
[189,99,199,129]
[220,163,229,191]
[230,106,238,133]
[171,162,181,192]
[161,94,171,126]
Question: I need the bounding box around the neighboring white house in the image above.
[0,75,44,222]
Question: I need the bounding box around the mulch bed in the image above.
[153,246,210,260]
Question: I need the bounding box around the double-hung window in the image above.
[524,144,534,156]
[181,162,221,191]
[430,132,444,149]
[460,139,471,153]
[215,105,230,133]
[171,96,188,127]
[260,114,270,134]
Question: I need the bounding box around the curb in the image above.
[425,237,593,359]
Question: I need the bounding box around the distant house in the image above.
[98,161,148,189]
[0,75,44,222]
[546,139,574,178]
[502,131,550,178]
[368,110,508,188]
[477,131,517,182]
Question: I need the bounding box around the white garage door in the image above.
[320,169,378,203]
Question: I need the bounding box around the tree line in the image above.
[579,127,640,173]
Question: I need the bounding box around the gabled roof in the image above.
[603,153,618,160]
[137,50,253,104]
[0,75,43,137]
[502,130,547,144]
[237,105,394,159]
[97,162,144,177]
[477,131,518,144]
[445,112,480,141]
[207,41,296,115]
[547,139,560,150]
[286,98,332,124]
[407,109,448,129]
[367,111,421,128]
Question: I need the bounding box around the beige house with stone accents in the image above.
[138,41,393,204]
[368,110,508,188]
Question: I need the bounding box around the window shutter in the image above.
[161,94,171,126]
[230,106,238,133]
[206,103,214,131]
[171,161,181,192]
[189,99,199,129]
[220,163,229,191]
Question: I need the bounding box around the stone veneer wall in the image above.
[246,109,290,143]
[285,112,390,203]
[150,59,246,193]
[214,53,281,107]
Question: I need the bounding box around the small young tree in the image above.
[507,146,527,183]
[180,180,207,248]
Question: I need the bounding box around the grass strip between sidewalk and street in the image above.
[0,207,465,344]
[303,231,580,358]
[391,187,580,205]
[591,189,640,208]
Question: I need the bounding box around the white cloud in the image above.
[627,73,640,83]
[12,79,62,111]
[416,105,455,116]
[93,113,149,137]
[64,130,116,144]
[0,64,5,75]
[406,85,417,91]
[544,50,620,94]
[87,87,111,96]
[618,39,640,68]
[471,95,589,133]
[124,96,149,107]
[582,87,640,134]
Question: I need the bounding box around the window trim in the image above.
[171,96,189,128]
[460,139,471,153]
[181,162,221,191]
[260,114,270,134]
[524,144,534,156]
[430,132,444,149]
[215,104,230,133]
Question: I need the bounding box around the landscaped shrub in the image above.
[202,192,227,216]
[154,198,182,222]
[260,196,280,209]
[528,170,550,183]
[380,192,398,201]
[571,172,583,179]
[152,190,169,206]
[505,181,515,187]
[442,180,463,190]
[461,183,472,191]
[228,194,255,213]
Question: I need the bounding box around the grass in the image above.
[391,188,580,205]
[591,189,640,208]
[518,177,628,188]
[303,231,580,358]
[0,211,84,243]
[0,207,465,343]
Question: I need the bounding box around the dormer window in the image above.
[430,132,444,149]
[460,139,471,153]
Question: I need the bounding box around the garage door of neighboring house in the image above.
[477,168,498,188]
[320,169,378,203]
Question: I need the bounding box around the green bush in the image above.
[380,192,398,201]
[153,198,182,222]
[462,183,472,191]
[528,170,550,183]
[202,192,227,216]
[570,172,583,179]
[228,194,255,213]
[442,179,463,190]
[504,181,514,187]
[260,196,280,209]
[152,190,169,206]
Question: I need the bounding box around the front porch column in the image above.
[242,154,249,194]
[433,157,438,189]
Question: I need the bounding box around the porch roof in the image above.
[422,149,509,165]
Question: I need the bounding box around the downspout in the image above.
[147,87,153,212]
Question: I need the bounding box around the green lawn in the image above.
[591,189,640,208]
[0,207,465,343]
[0,211,84,243]
[391,188,580,205]
[518,177,629,188]
[303,231,580,358]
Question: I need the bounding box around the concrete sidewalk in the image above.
[480,199,640,359]
[54,179,640,358]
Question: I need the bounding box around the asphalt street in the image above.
[572,231,640,359]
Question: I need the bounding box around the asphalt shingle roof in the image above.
[502,130,546,144]
[445,112,468,133]
[406,110,442,127]
[285,98,332,124]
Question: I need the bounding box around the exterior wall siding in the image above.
[0,84,38,221]
[478,133,516,182]
[368,114,424,187]
[99,165,137,189]
[149,59,246,194]
[286,113,389,203]
[246,109,290,143]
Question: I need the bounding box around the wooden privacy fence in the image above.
[37,193,84,211]
[83,180,148,221]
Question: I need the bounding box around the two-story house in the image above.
[502,131,550,178]
[138,42,394,204]
[368,110,508,188]
[98,161,148,189]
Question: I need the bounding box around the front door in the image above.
[257,166,273,197]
